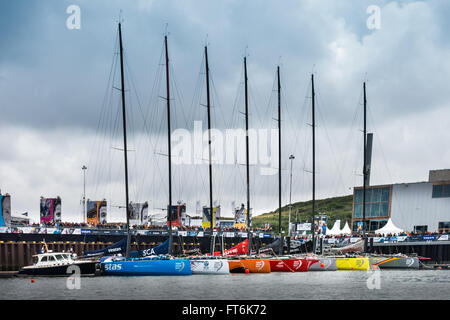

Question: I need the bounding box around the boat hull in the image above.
[101,259,192,276]
[336,258,370,270]
[369,257,419,269]
[308,258,338,271]
[18,261,97,276]
[269,258,318,272]
[228,259,271,273]
[190,259,230,274]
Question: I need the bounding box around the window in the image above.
[354,204,362,218]
[432,184,450,198]
[371,203,380,217]
[438,221,450,233]
[40,256,48,262]
[353,186,391,219]
[414,225,428,233]
[48,255,56,262]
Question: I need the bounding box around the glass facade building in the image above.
[352,185,391,232]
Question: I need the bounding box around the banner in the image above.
[130,202,148,226]
[297,223,311,231]
[86,200,107,226]
[234,204,247,229]
[202,206,220,229]
[81,229,93,234]
[98,200,107,224]
[168,204,186,227]
[53,197,62,223]
[422,235,437,241]
[40,197,54,224]
[438,234,449,241]
[0,194,11,227]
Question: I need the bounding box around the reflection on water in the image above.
[1,270,449,300]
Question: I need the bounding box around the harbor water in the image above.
[1,270,449,300]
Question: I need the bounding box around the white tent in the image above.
[341,221,352,235]
[375,218,404,235]
[327,220,341,235]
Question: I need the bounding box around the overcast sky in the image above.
[1,0,450,224]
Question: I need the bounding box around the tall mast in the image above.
[362,82,367,242]
[311,74,316,253]
[118,23,131,258]
[277,66,282,254]
[165,35,173,255]
[244,57,252,255]
[205,46,215,256]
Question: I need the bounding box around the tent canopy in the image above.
[341,221,351,235]
[375,218,404,235]
[327,220,341,235]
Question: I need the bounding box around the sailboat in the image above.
[264,68,319,272]
[98,23,191,276]
[187,44,229,274]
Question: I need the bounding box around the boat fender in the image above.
[245,269,250,274]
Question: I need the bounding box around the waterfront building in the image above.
[352,169,450,233]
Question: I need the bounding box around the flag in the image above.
[22,212,28,216]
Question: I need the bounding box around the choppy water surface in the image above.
[1,270,449,300]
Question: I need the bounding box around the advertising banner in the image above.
[86,200,98,226]
[202,206,220,229]
[422,235,437,241]
[130,202,148,226]
[86,200,107,226]
[168,204,186,227]
[233,204,246,229]
[438,234,449,241]
[98,200,107,224]
[40,197,54,224]
[0,194,11,227]
[53,197,62,223]
[81,229,93,234]
[297,223,311,231]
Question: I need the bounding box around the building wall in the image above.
[391,182,450,232]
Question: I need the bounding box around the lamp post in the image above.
[82,165,87,223]
[288,155,295,237]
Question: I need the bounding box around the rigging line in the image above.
[137,47,167,202]
[88,32,119,199]
[332,86,363,192]
[315,92,346,197]
[123,51,152,202]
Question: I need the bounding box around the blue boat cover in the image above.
[84,237,127,257]
[129,239,169,257]
[84,238,169,258]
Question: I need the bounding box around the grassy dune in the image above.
[252,194,353,233]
